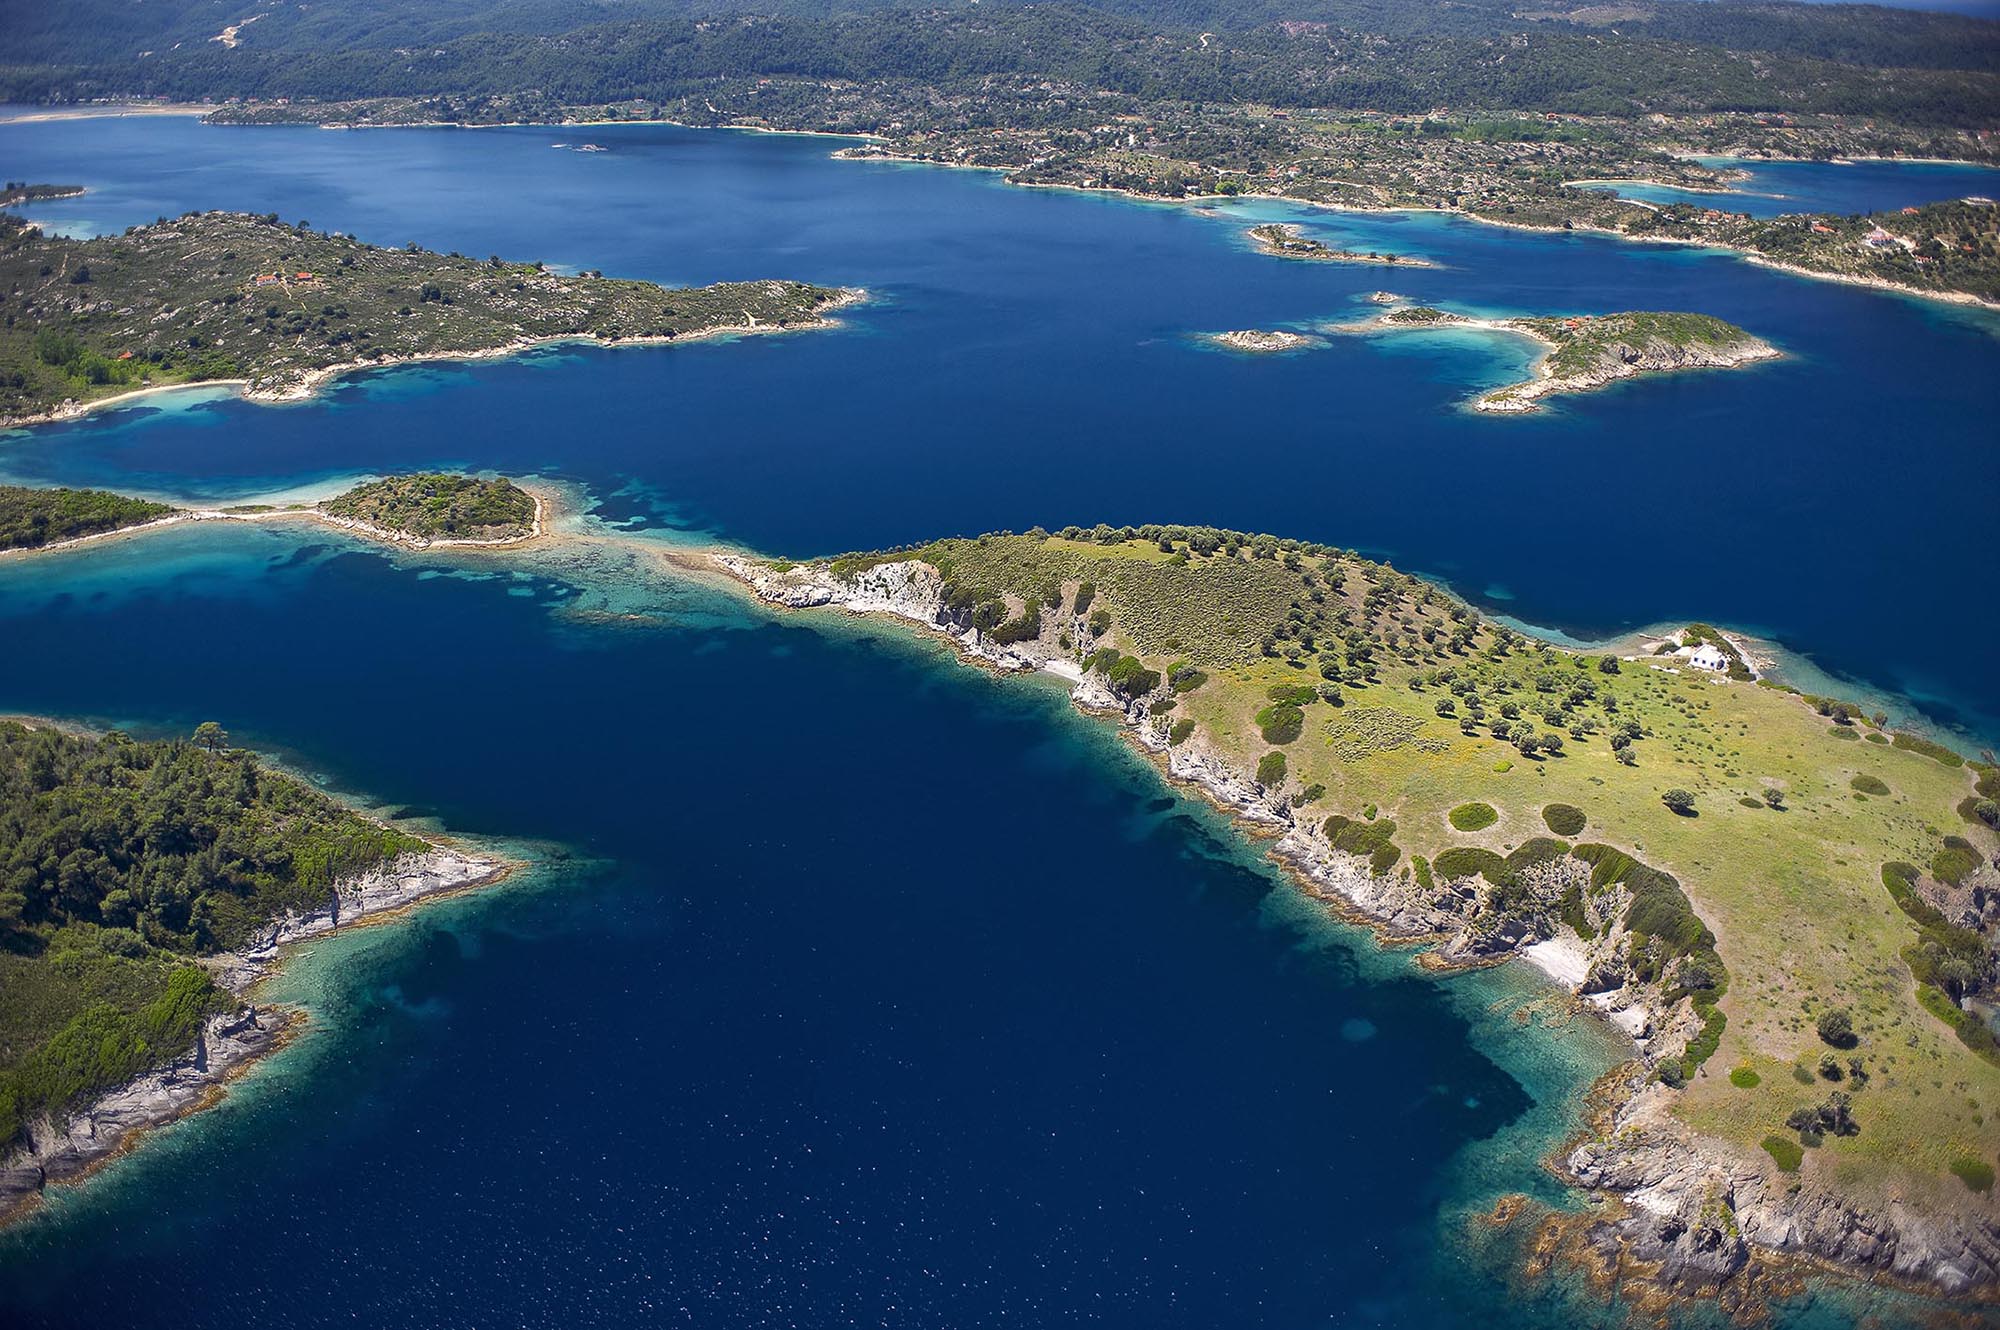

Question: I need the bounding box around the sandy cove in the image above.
[0,288,868,434]
[0,825,515,1228]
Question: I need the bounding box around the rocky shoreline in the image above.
[707,550,1999,1302]
[0,843,511,1227]
[1348,308,1782,414]
[1210,328,1319,353]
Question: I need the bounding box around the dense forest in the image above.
[6,2,1997,124]
[0,722,426,1149]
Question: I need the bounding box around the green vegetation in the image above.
[0,210,845,424]
[1762,1134,1804,1172]
[322,473,535,542]
[1543,803,1586,836]
[1893,731,1966,767]
[1322,814,1401,875]
[1851,774,1890,796]
[0,721,426,1150]
[1256,702,1305,745]
[0,485,176,551]
[1448,801,1497,832]
[1949,1156,1996,1193]
[1256,751,1287,786]
[1731,1065,1761,1089]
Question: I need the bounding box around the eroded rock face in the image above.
[0,1005,283,1217]
[0,846,507,1224]
[1567,1079,2000,1296]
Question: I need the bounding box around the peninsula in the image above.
[1247,223,1435,268]
[709,523,2000,1302]
[0,718,511,1223]
[0,207,857,428]
[1357,308,1781,413]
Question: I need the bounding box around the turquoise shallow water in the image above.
[0,115,1991,1327]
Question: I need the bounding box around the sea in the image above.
[0,113,1993,1328]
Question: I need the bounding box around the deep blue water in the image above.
[1578,156,2000,218]
[3,116,1997,746]
[0,524,1643,1327]
[0,115,1990,1327]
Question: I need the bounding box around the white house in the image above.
[1688,644,1730,672]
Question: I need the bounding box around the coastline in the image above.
[159,109,1998,312]
[692,545,1999,1303]
[0,288,868,435]
[1336,311,1784,414]
[0,738,517,1228]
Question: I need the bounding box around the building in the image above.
[1688,644,1729,672]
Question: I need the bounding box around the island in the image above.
[1247,223,1436,267]
[0,207,860,428]
[319,473,538,545]
[707,522,2000,1302]
[1357,308,1780,413]
[1209,329,1319,353]
[0,718,511,1223]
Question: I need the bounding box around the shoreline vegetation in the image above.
[1347,306,1782,412]
[694,528,2000,1306]
[0,717,516,1226]
[0,204,862,430]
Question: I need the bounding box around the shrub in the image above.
[1448,802,1498,832]
[1542,804,1586,836]
[1730,1065,1761,1089]
[1256,751,1287,786]
[1433,846,1508,884]
[1255,703,1304,744]
[1849,774,1890,796]
[1168,719,1195,746]
[1761,1135,1804,1172]
[1933,838,1983,887]
[1816,1008,1855,1048]
[1949,1156,1996,1193]
[1662,788,1696,816]
[1891,732,1963,767]
[1322,815,1401,874]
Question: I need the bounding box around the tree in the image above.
[193,721,229,752]
[1763,787,1786,810]
[1598,655,1620,674]
[1816,1007,1856,1048]
[1662,788,1696,815]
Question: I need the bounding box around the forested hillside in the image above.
[6,1,1996,123]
